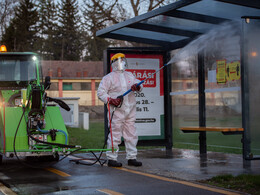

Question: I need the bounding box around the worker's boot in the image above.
[128,159,142,167]
[107,160,122,167]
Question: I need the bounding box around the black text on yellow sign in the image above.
[226,61,240,81]
[216,60,226,84]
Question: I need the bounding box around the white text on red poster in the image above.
[127,69,156,87]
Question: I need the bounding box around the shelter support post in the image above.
[241,18,251,168]
[198,51,206,155]
[165,52,173,151]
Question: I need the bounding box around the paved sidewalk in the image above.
[117,148,260,181]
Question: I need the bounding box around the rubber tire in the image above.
[53,153,60,161]
[41,153,59,162]
[26,155,59,162]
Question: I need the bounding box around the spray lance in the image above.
[119,63,169,99]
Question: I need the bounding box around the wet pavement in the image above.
[0,148,259,194]
[117,148,260,181]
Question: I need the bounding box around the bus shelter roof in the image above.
[96,0,260,50]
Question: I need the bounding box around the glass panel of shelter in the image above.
[244,18,260,156]
[170,51,199,148]
[112,27,188,43]
[143,15,216,33]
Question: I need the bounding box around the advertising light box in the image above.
[105,48,171,147]
[124,54,164,140]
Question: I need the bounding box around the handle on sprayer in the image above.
[122,80,145,97]
[115,81,143,107]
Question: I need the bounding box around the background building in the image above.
[41,60,103,107]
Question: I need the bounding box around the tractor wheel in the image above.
[40,153,59,162]
[53,153,60,162]
[26,156,39,162]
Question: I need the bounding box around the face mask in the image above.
[112,57,128,72]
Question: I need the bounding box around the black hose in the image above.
[70,107,116,166]
[13,106,28,167]
[27,133,76,148]
[70,129,111,166]
[69,151,107,166]
[12,95,39,168]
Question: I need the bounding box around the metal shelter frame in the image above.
[97,0,260,50]
[97,0,260,161]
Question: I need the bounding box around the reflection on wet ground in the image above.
[117,148,260,181]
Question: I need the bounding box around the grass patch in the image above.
[67,121,243,154]
[67,121,105,149]
[173,126,243,154]
[201,174,260,195]
[173,142,243,154]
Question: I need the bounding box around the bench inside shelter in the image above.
[180,127,244,135]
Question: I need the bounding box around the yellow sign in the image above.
[216,60,226,84]
[226,61,240,81]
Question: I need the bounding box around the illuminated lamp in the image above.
[251,52,258,57]
[0,45,7,52]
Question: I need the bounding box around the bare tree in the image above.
[81,0,129,60]
[0,0,18,40]
[81,0,172,59]
[130,0,171,16]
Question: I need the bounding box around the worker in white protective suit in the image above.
[97,53,143,167]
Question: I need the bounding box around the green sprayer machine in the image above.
[0,46,109,165]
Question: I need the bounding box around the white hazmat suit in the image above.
[97,55,143,165]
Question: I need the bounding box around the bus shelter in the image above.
[97,0,260,163]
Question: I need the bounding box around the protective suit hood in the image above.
[111,53,128,72]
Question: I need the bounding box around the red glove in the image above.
[109,98,122,107]
[131,84,141,91]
